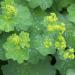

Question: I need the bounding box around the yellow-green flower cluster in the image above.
[43,38,52,48]
[46,13,66,50]
[47,13,66,33]
[1,0,17,20]
[47,24,65,32]
[55,35,66,49]
[47,13,58,22]
[63,48,75,60]
[5,4,16,16]
[3,4,17,20]
[8,34,20,45]
[7,32,30,48]
[20,32,30,48]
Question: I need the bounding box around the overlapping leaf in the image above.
[2,58,56,75]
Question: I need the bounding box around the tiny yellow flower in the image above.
[47,25,54,31]
[55,41,66,49]
[58,35,65,41]
[63,52,69,59]
[54,25,65,31]
[59,25,65,31]
[69,48,75,53]
[68,54,75,59]
[61,42,66,48]
[54,25,59,30]
[47,13,58,22]
[55,41,60,48]
[4,15,10,20]
[6,5,16,15]
[11,34,20,45]
[63,49,74,60]
[43,40,52,48]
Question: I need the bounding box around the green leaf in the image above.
[30,8,47,35]
[0,0,17,32]
[0,18,15,32]
[3,32,30,63]
[26,0,53,10]
[15,5,33,31]
[66,69,75,75]
[64,24,75,48]
[0,33,10,60]
[54,56,75,75]
[0,49,6,60]
[0,0,33,32]
[31,34,56,56]
[2,58,56,75]
[28,49,45,64]
[67,4,75,23]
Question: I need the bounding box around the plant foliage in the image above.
[0,0,75,75]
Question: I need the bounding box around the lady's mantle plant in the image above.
[0,0,75,75]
